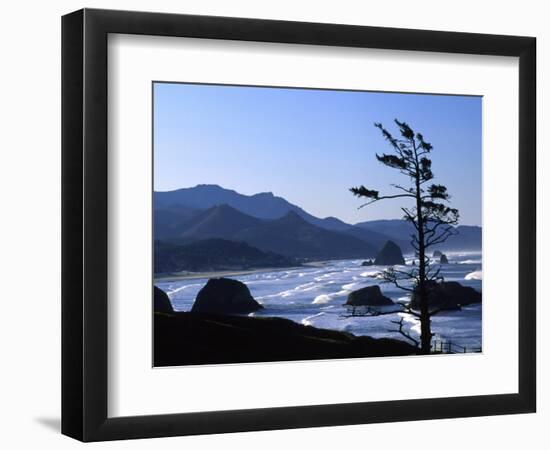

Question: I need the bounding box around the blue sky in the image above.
[154,83,482,226]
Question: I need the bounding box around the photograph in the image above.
[152,82,483,366]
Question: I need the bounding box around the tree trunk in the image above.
[417,234,431,354]
[415,160,432,355]
[419,314,432,354]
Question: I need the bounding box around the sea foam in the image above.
[465,270,482,280]
[301,312,325,326]
[360,270,382,278]
[312,294,332,304]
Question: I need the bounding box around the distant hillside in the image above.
[160,206,378,260]
[154,205,202,239]
[154,238,295,274]
[233,211,377,259]
[342,226,410,252]
[355,219,416,240]
[443,225,482,250]
[356,219,481,251]
[170,204,263,241]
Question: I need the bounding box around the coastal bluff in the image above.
[154,311,417,366]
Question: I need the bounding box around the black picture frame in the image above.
[62,8,536,442]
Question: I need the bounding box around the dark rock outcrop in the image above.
[361,259,374,266]
[440,253,449,264]
[154,286,174,313]
[410,281,481,311]
[433,250,443,258]
[191,278,263,314]
[154,312,417,366]
[345,285,395,307]
[374,240,405,265]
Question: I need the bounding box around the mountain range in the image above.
[154,185,481,272]
[154,184,352,231]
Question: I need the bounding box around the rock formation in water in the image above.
[345,285,395,307]
[374,240,405,265]
[410,281,481,311]
[154,286,174,313]
[191,277,263,314]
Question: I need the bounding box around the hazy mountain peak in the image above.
[195,183,221,188]
[193,183,232,192]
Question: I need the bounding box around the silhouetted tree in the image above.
[350,120,459,354]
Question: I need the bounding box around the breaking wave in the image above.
[465,270,482,280]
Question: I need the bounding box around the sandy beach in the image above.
[153,262,326,282]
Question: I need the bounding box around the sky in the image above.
[153,82,482,226]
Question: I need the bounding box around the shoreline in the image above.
[154,261,328,282]
[153,254,481,282]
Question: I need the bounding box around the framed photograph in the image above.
[62,8,536,441]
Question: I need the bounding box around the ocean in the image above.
[156,251,482,352]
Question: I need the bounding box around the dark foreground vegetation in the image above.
[154,312,417,367]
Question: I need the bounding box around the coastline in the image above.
[154,254,482,351]
[154,261,327,282]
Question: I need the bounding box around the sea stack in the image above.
[374,240,405,265]
[345,285,395,307]
[191,277,263,314]
[440,253,449,264]
[410,281,481,311]
[154,286,174,313]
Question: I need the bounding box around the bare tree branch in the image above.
[389,317,419,347]
[355,193,416,209]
